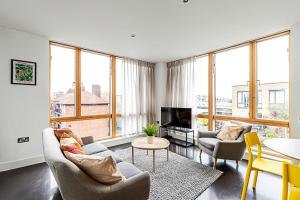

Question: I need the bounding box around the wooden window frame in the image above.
[195,30,290,133]
[49,42,118,138]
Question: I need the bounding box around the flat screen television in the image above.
[161,107,192,129]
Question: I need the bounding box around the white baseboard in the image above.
[0,155,45,172]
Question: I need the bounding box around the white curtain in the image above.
[166,57,195,108]
[119,58,156,136]
[166,57,197,129]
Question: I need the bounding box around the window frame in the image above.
[49,42,122,139]
[194,31,289,133]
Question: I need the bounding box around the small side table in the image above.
[131,137,170,172]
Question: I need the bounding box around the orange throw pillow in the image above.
[64,152,125,185]
[60,137,85,154]
[54,128,84,146]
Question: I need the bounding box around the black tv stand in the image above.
[159,126,194,147]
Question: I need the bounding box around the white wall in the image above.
[154,62,167,125]
[0,27,49,171]
[290,22,300,138]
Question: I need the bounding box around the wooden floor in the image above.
[0,142,282,200]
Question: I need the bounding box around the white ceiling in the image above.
[1,0,300,63]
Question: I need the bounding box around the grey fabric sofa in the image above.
[198,121,252,169]
[42,128,150,200]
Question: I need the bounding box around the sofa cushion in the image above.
[60,137,85,154]
[54,128,84,146]
[198,138,220,150]
[117,162,142,179]
[82,141,108,155]
[64,152,125,185]
[92,150,123,163]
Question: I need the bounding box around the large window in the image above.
[194,56,210,131]
[194,56,209,115]
[50,45,76,118]
[256,35,289,121]
[191,32,289,143]
[50,43,115,139]
[81,51,111,116]
[215,45,250,118]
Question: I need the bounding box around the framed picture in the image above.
[11,59,37,85]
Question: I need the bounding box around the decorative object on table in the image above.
[11,59,36,85]
[143,123,158,144]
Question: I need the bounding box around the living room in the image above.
[1,0,300,200]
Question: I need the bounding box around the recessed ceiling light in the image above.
[130,34,136,38]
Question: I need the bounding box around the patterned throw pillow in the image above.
[60,137,85,154]
[216,126,244,141]
[64,152,125,185]
[54,128,84,146]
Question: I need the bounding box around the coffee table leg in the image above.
[167,146,169,161]
[147,150,148,155]
[153,150,155,172]
[132,146,134,164]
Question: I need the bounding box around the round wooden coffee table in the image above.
[131,137,170,172]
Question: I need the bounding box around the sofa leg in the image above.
[213,158,217,170]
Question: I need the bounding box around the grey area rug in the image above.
[116,147,222,200]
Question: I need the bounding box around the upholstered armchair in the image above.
[198,121,252,169]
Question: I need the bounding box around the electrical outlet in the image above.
[18,137,29,143]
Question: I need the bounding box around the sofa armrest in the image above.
[81,136,94,145]
[198,130,220,138]
[213,140,246,160]
[101,172,151,200]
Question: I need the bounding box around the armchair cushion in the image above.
[216,125,244,141]
[198,138,220,150]
[198,130,220,138]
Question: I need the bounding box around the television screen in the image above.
[161,107,192,129]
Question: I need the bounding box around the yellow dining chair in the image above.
[282,162,300,200]
[241,132,283,200]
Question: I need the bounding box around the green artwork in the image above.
[15,64,33,81]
